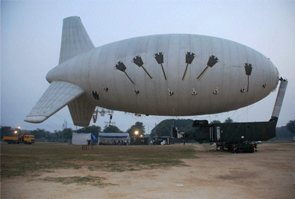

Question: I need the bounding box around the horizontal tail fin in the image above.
[59,16,94,63]
[25,81,84,123]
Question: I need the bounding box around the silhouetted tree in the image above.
[151,119,194,138]
[77,125,101,133]
[127,122,145,138]
[210,120,221,124]
[103,125,123,133]
[31,129,51,140]
[224,117,234,123]
[0,126,12,138]
[62,128,73,140]
[77,125,101,138]
[287,120,295,134]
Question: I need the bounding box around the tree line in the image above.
[1,119,294,142]
[0,122,146,142]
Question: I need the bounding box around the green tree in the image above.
[224,117,233,123]
[103,125,123,133]
[286,120,295,133]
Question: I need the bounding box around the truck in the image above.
[3,128,35,144]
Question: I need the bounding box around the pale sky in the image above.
[1,0,295,132]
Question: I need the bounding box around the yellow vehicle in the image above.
[21,134,35,144]
[3,133,35,144]
[3,135,19,144]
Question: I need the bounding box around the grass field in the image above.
[1,143,196,178]
[2,143,294,199]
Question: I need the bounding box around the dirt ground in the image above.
[1,142,294,199]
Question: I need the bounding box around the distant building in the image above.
[98,133,130,145]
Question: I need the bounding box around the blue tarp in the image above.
[91,134,97,142]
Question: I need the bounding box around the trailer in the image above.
[193,78,288,152]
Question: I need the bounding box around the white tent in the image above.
[72,133,92,145]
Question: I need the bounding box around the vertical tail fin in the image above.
[68,94,96,127]
[59,16,94,63]
[59,16,96,126]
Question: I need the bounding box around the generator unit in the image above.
[193,78,288,152]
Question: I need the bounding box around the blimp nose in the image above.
[274,64,279,79]
[268,60,280,90]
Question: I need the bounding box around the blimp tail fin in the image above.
[25,81,84,123]
[59,16,94,64]
[68,94,96,127]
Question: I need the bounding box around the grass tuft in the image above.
[42,175,112,186]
